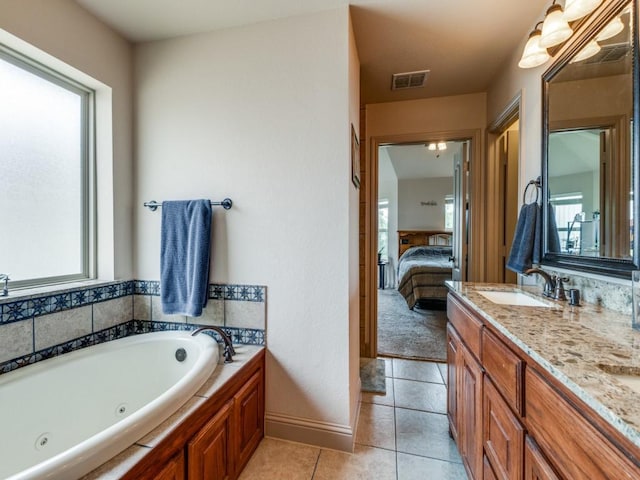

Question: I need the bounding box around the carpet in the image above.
[360,357,386,393]
[377,289,447,362]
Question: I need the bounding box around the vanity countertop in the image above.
[446,281,640,449]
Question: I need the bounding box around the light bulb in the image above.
[428,143,436,151]
[437,142,447,151]
[570,39,601,63]
[596,16,624,41]
[519,28,551,68]
[564,0,603,22]
[540,4,574,48]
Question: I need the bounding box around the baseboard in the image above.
[265,407,359,452]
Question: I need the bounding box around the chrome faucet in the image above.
[523,268,556,298]
[191,326,236,363]
[0,274,9,297]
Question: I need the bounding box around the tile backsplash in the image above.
[0,279,266,375]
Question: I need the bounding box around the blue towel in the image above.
[161,200,212,317]
[547,203,562,253]
[507,203,541,273]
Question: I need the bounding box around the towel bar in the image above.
[143,198,233,211]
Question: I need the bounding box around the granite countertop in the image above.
[446,281,640,449]
[81,345,265,479]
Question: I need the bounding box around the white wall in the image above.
[398,177,453,230]
[134,7,358,449]
[0,0,134,280]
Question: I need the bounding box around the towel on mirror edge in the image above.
[160,200,212,317]
[506,202,541,273]
[547,202,562,253]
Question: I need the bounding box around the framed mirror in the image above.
[542,0,639,278]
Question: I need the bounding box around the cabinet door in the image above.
[234,369,265,473]
[484,376,524,480]
[484,455,499,480]
[447,324,461,442]
[524,436,560,480]
[155,452,185,480]
[188,400,233,480]
[460,342,483,480]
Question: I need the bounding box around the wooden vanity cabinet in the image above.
[446,292,640,480]
[447,296,484,480]
[233,370,264,473]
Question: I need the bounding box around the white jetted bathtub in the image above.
[0,330,219,480]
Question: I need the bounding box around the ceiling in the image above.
[75,0,549,105]
[379,143,461,181]
[548,129,600,177]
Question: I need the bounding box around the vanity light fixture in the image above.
[428,143,437,151]
[437,142,447,150]
[539,2,574,48]
[518,23,551,68]
[427,142,447,151]
[563,0,603,22]
[596,16,625,41]
[570,39,601,62]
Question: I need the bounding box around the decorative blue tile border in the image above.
[0,280,134,326]
[134,280,266,302]
[0,319,265,376]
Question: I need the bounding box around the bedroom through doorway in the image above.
[376,140,469,362]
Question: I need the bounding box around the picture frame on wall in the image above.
[351,124,360,189]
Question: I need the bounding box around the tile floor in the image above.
[239,358,468,480]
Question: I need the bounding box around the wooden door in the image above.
[447,324,461,442]
[460,342,483,480]
[187,400,233,480]
[452,142,469,281]
[234,370,265,473]
[500,130,519,284]
[155,452,185,480]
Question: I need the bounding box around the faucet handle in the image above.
[554,276,568,301]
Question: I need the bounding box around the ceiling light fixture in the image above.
[596,16,625,41]
[437,142,447,151]
[518,23,551,68]
[428,143,437,151]
[563,0,603,22]
[539,2,574,48]
[570,39,602,63]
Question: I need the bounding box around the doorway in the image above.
[360,128,482,360]
[376,140,469,361]
[487,96,521,284]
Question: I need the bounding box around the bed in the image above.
[397,232,453,309]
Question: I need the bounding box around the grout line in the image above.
[394,450,464,466]
[394,405,448,416]
[310,449,321,479]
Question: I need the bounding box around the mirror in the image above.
[542,0,639,277]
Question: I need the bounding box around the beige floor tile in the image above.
[361,377,395,406]
[237,438,319,480]
[397,453,468,480]
[395,408,461,463]
[313,445,396,480]
[393,359,443,384]
[356,403,396,450]
[394,379,447,414]
[438,363,448,385]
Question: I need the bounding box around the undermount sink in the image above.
[598,364,640,395]
[477,290,552,308]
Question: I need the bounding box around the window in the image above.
[0,46,94,288]
[444,195,454,230]
[550,193,583,253]
[378,199,389,259]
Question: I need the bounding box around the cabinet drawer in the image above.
[484,377,524,480]
[483,329,523,414]
[525,368,639,480]
[447,294,483,361]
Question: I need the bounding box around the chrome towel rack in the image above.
[522,177,541,204]
[143,198,233,212]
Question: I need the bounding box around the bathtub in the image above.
[0,331,219,480]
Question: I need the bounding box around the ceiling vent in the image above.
[582,42,630,65]
[391,70,430,90]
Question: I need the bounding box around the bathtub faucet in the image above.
[191,326,236,363]
[0,274,8,296]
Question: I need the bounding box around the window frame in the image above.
[0,44,96,289]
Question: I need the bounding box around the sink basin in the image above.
[598,364,640,395]
[477,290,552,308]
